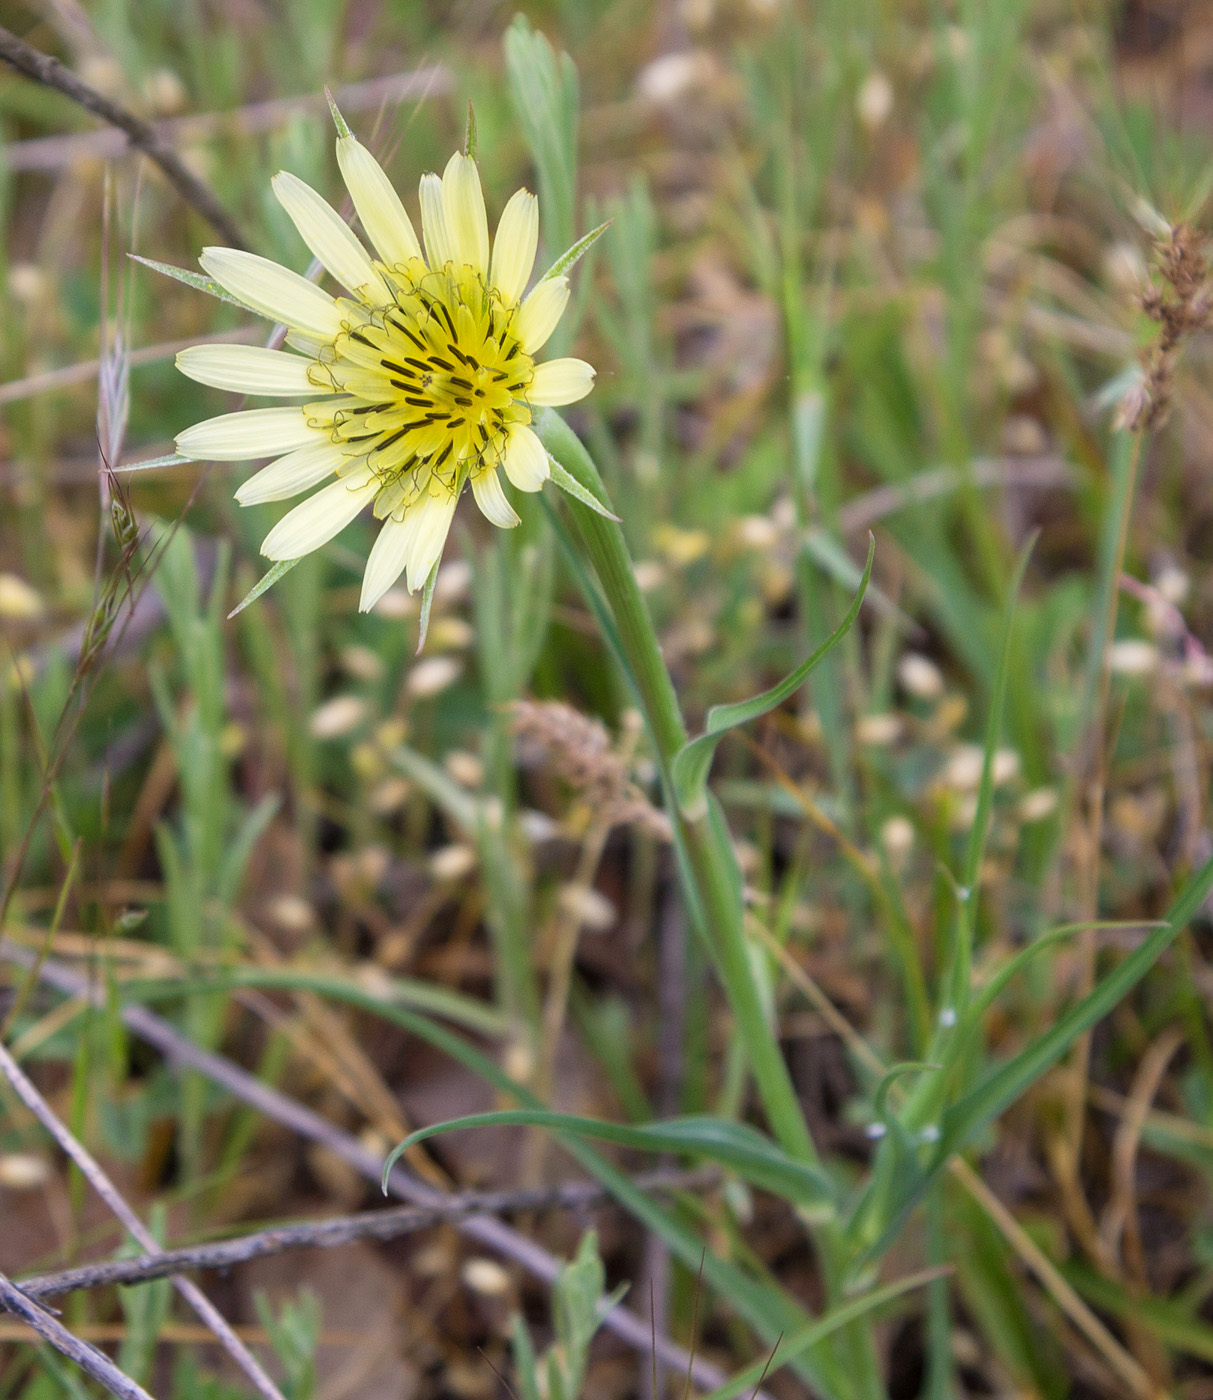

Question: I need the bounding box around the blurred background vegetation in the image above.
[3,0,1213,1397]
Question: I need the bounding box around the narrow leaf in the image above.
[113,452,193,474]
[937,858,1213,1157]
[121,966,508,1040]
[672,535,873,814]
[464,101,478,161]
[962,534,1037,892]
[390,742,480,831]
[383,1110,837,1210]
[540,220,612,283]
[1066,1263,1213,1365]
[802,526,912,631]
[416,559,440,653]
[698,1268,948,1400]
[227,558,302,618]
[128,255,248,310]
[967,920,1163,1027]
[547,453,621,520]
[325,86,353,139]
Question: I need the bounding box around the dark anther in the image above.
[374,426,411,452]
[388,317,427,352]
[436,303,458,338]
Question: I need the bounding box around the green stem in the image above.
[538,410,815,1161]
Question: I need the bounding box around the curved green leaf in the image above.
[383,1111,837,1212]
[672,536,873,816]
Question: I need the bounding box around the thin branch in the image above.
[4,67,452,174]
[19,1169,715,1301]
[0,23,247,248]
[0,943,758,1400]
[0,1270,157,1400]
[0,327,260,407]
[0,1040,288,1400]
[836,455,1076,534]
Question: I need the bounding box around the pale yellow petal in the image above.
[490,189,538,305]
[404,491,458,591]
[260,466,378,560]
[471,467,521,528]
[528,357,596,406]
[514,276,569,354]
[284,328,332,359]
[199,247,342,339]
[336,136,423,266]
[501,424,550,492]
[359,516,413,611]
[272,171,389,302]
[235,439,348,505]
[176,408,315,461]
[440,152,489,277]
[419,172,453,268]
[175,344,316,397]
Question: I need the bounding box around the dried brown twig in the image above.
[19,1169,715,1302]
[0,1270,156,1400]
[0,1040,288,1400]
[4,68,451,174]
[0,23,246,247]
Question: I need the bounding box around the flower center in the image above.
[308,262,535,516]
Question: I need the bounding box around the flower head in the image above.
[173,113,595,611]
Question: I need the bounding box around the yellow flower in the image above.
[173,116,595,611]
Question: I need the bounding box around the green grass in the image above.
[2,1,1213,1397]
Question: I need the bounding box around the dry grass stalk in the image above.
[509,700,671,838]
[1118,223,1212,432]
